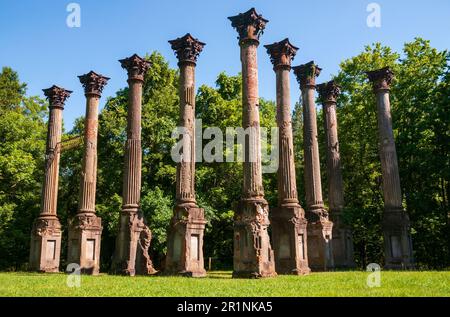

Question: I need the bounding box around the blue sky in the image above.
[1,0,449,129]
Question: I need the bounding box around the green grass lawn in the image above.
[0,271,449,297]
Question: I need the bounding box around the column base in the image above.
[271,205,310,275]
[306,210,334,271]
[165,204,207,278]
[67,213,103,275]
[330,212,356,269]
[382,207,415,270]
[29,216,62,273]
[112,211,158,276]
[233,199,277,278]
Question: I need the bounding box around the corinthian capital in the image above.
[78,71,109,97]
[317,80,341,104]
[366,66,394,92]
[228,7,268,45]
[293,61,322,89]
[42,85,72,109]
[169,33,205,66]
[119,54,151,82]
[264,38,298,70]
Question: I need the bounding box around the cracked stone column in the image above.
[29,86,71,272]
[264,38,310,275]
[367,67,414,269]
[293,61,334,271]
[317,80,355,268]
[67,71,108,275]
[228,8,276,278]
[165,33,207,277]
[112,54,157,276]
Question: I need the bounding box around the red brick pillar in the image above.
[165,34,207,277]
[265,38,310,275]
[29,85,71,272]
[68,71,109,275]
[229,8,276,278]
[293,62,334,271]
[367,67,414,269]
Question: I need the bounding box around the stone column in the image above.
[112,54,157,276]
[228,8,276,278]
[293,61,334,271]
[67,71,108,275]
[317,80,355,268]
[366,67,414,269]
[29,86,71,272]
[264,38,310,275]
[165,33,207,277]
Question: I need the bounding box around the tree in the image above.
[0,67,47,269]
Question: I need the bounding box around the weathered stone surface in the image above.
[317,80,355,268]
[229,8,276,278]
[293,62,334,271]
[67,214,102,274]
[112,54,157,276]
[367,67,414,269]
[29,85,71,272]
[68,72,108,275]
[165,34,206,277]
[265,38,310,275]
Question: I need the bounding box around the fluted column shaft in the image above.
[122,78,143,214]
[78,94,99,214]
[323,100,344,212]
[241,41,265,200]
[41,106,63,217]
[276,66,299,206]
[176,62,197,206]
[376,90,403,209]
[302,85,325,213]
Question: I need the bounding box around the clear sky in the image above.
[1,0,449,129]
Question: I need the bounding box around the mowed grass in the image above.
[0,271,449,297]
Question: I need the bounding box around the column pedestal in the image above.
[67,214,102,274]
[29,216,62,272]
[166,205,206,277]
[306,211,334,271]
[233,199,276,278]
[271,206,309,275]
[382,208,413,269]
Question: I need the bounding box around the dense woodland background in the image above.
[0,38,449,270]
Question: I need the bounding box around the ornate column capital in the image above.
[78,71,109,97]
[366,66,394,92]
[317,80,341,104]
[293,61,322,89]
[119,54,152,82]
[228,7,268,46]
[42,85,72,109]
[169,33,205,66]
[264,38,298,71]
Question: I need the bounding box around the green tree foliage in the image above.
[0,67,47,269]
